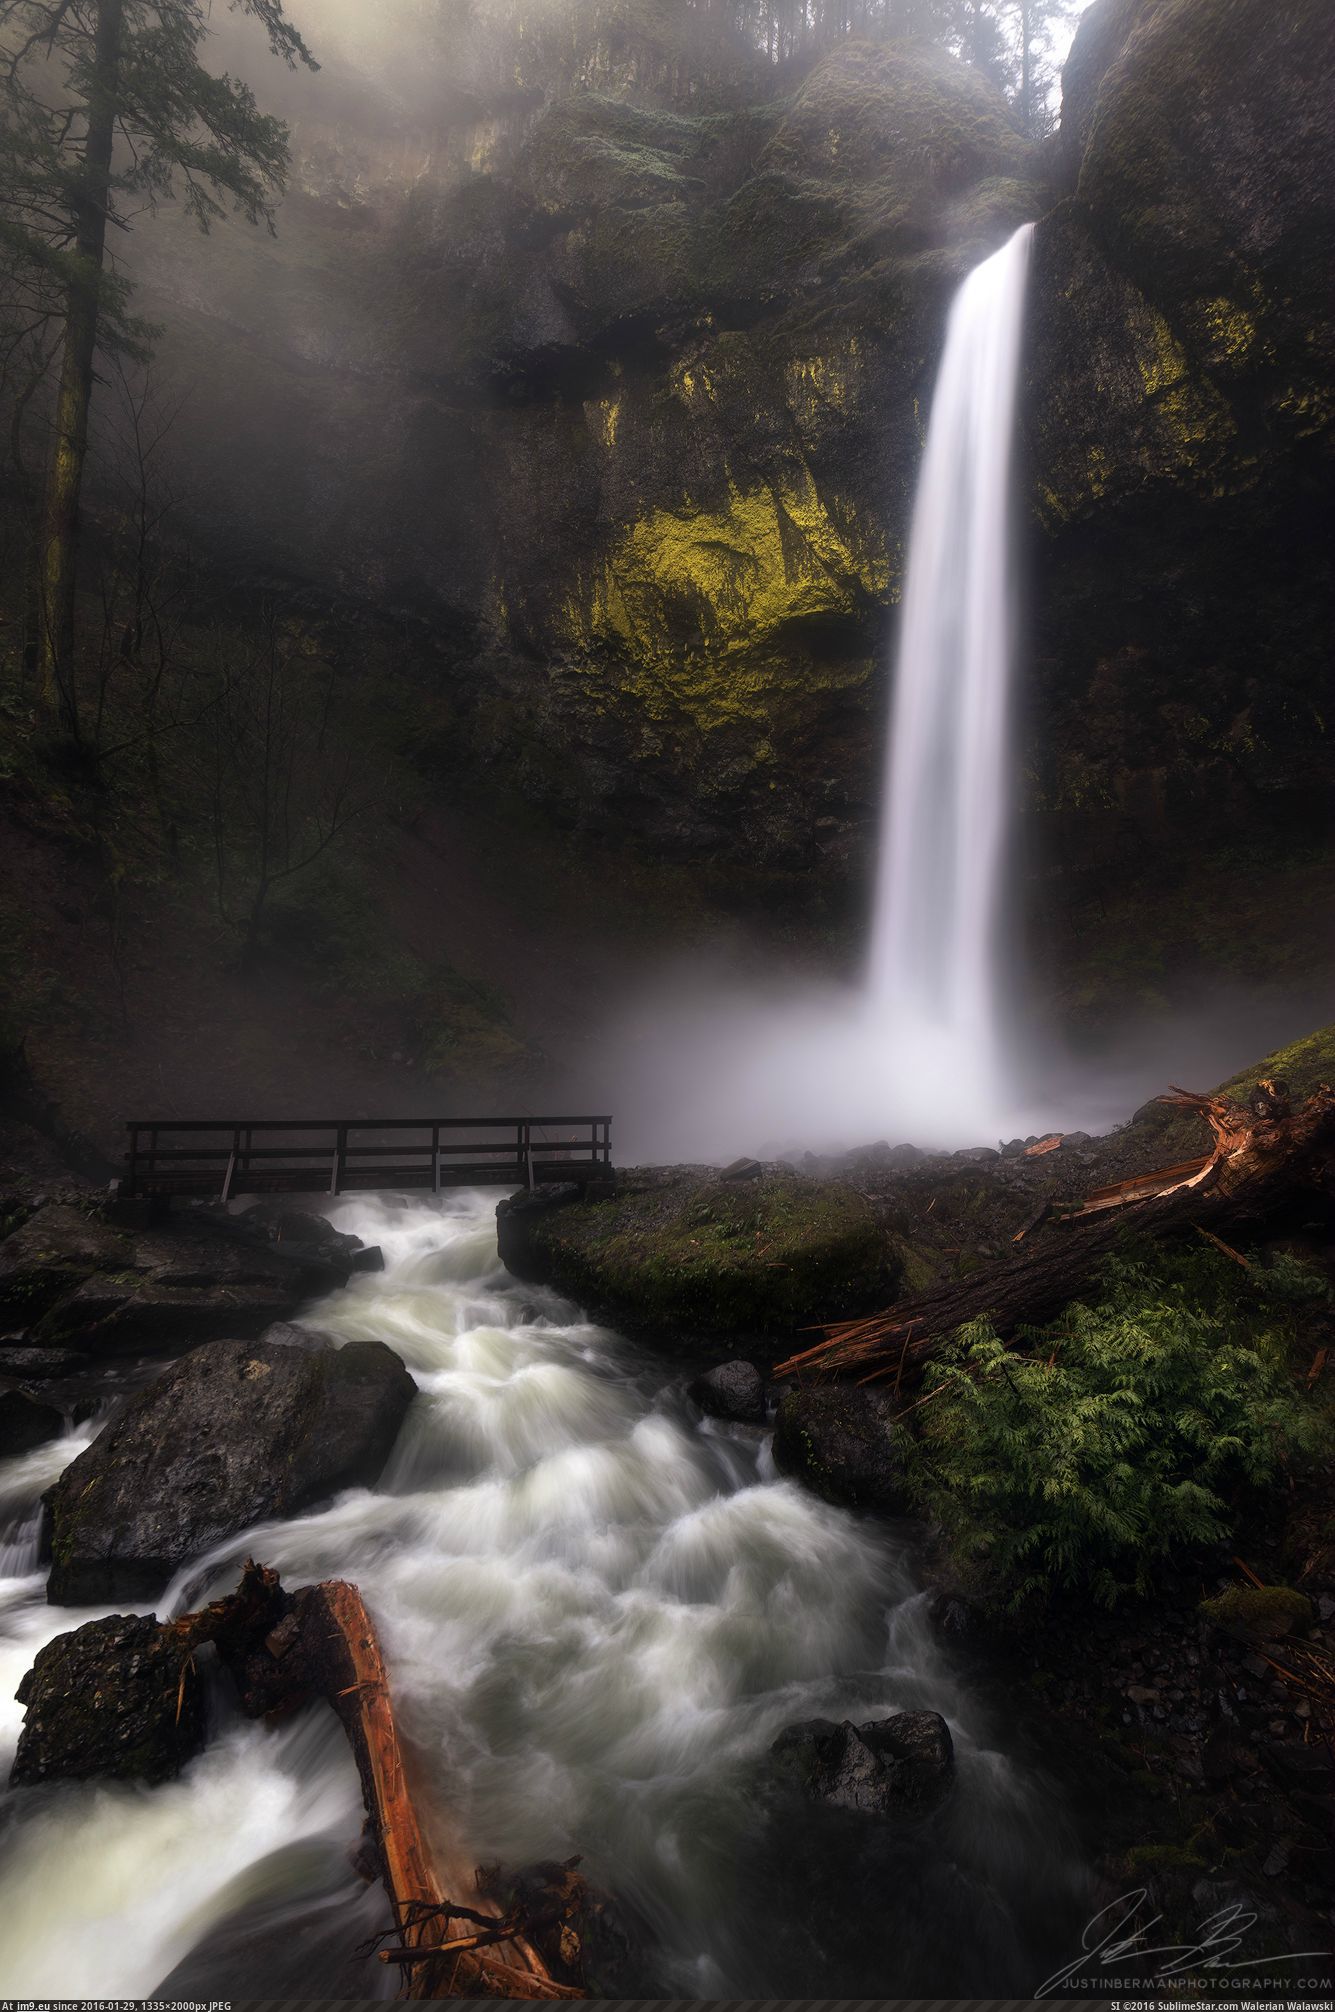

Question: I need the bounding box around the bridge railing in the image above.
[121,1116,613,1202]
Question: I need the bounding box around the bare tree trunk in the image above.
[38,0,125,740]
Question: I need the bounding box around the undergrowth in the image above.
[902,1241,1329,1609]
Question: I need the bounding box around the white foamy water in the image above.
[869,222,1036,1141]
[0,1195,1087,1995]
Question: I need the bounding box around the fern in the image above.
[899,1242,1327,1609]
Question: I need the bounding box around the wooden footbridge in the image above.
[120,1116,613,1203]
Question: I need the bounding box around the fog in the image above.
[573,956,1329,1165]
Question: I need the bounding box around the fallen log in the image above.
[169,1564,583,2001]
[300,1579,583,2001]
[775,1082,1335,1385]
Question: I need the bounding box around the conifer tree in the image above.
[0,0,316,738]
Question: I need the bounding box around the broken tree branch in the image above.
[776,1082,1335,1385]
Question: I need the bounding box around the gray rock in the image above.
[0,1344,90,1379]
[0,1203,127,1322]
[35,1223,341,1352]
[0,1383,64,1457]
[771,1385,906,1512]
[688,1359,766,1424]
[258,1321,336,1352]
[770,1710,955,1815]
[719,1158,764,1182]
[11,1613,206,1787]
[46,1337,416,1603]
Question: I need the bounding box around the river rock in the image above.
[32,1221,345,1353]
[10,1612,205,1787]
[770,1711,955,1815]
[771,1385,906,1512]
[0,1203,127,1322]
[0,1344,91,1379]
[0,1382,63,1457]
[45,1337,416,1603]
[259,1320,337,1353]
[687,1359,766,1424]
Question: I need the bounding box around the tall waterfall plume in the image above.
[868,221,1035,1140]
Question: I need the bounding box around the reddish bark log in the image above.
[776,1084,1335,1385]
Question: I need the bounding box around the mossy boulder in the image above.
[10,1613,205,1788]
[496,1170,895,1350]
[1198,1584,1314,1642]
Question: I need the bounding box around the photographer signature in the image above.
[1036,1887,1329,1998]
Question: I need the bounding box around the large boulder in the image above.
[771,1385,905,1512]
[45,1337,415,1603]
[497,1170,895,1351]
[770,1711,956,1816]
[10,1613,205,1787]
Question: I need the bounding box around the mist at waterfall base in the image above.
[0,1197,1093,1998]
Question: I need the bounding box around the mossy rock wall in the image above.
[109,0,1335,970]
[1025,0,1335,945]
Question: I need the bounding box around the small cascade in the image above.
[869,222,1035,1139]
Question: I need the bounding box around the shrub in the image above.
[901,1242,1327,1609]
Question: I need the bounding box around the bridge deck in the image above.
[120,1116,613,1202]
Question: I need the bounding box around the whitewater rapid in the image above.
[0,1195,1088,1996]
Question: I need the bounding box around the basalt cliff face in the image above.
[125,0,1333,917]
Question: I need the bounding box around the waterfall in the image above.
[869,222,1035,1141]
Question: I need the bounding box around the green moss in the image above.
[556,472,887,736]
[1198,1583,1313,1640]
[514,1173,895,1347]
[1218,1023,1335,1103]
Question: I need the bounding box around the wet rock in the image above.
[46,1336,416,1603]
[10,1613,205,1786]
[771,1385,906,1512]
[687,1359,766,1424]
[719,1158,764,1182]
[34,1222,343,1353]
[0,1203,127,1322]
[259,1321,337,1353]
[0,1382,63,1457]
[0,1343,91,1380]
[770,1711,955,1815]
[236,1204,362,1254]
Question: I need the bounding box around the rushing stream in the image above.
[0,1195,1091,1996]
